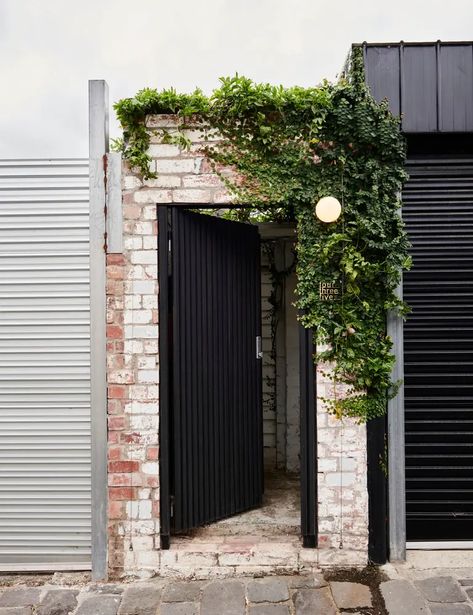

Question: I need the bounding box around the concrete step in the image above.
[159,536,319,578]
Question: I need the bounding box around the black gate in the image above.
[403,154,473,541]
[159,207,263,541]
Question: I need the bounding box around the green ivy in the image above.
[114,47,410,422]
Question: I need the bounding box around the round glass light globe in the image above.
[315,196,342,223]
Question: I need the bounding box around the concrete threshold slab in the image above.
[407,551,473,570]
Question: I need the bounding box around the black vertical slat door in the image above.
[403,155,473,541]
[170,209,263,533]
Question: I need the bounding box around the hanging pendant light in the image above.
[315,196,342,223]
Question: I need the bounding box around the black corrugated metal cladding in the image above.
[359,42,473,133]
[403,142,473,540]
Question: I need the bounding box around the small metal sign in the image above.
[319,281,341,301]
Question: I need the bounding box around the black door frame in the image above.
[157,204,317,549]
[299,325,317,547]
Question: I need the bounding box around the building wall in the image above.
[261,249,278,469]
[106,114,368,577]
[316,364,369,565]
[261,238,302,474]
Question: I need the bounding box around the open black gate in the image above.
[159,207,263,544]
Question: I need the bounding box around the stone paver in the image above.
[162,581,202,603]
[330,581,372,609]
[37,590,79,615]
[75,594,121,615]
[288,574,327,589]
[118,584,161,615]
[430,605,473,615]
[248,606,290,615]
[380,579,431,615]
[247,578,289,603]
[88,584,124,595]
[293,588,338,615]
[6,570,473,614]
[416,576,466,603]
[0,589,41,608]
[160,603,198,615]
[201,580,245,615]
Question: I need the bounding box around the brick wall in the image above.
[316,362,369,565]
[106,115,368,577]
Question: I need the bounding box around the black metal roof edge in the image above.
[352,40,473,48]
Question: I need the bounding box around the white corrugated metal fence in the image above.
[0,159,91,569]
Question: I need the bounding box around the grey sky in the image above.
[1,0,472,158]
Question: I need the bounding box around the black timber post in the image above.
[367,415,388,563]
[158,205,171,550]
[299,323,317,548]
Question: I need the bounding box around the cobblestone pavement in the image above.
[3,568,473,614]
[0,572,376,615]
[380,563,473,615]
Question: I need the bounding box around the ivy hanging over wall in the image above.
[114,47,411,422]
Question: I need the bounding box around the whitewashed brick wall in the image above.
[316,362,369,565]
[106,114,368,577]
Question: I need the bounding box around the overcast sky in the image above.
[1,0,472,158]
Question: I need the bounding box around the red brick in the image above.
[107,254,126,266]
[145,476,159,488]
[108,446,122,461]
[108,500,125,520]
[107,324,123,340]
[108,460,139,473]
[108,385,126,399]
[120,432,142,444]
[147,446,159,460]
[108,416,126,431]
[109,473,132,486]
[108,399,124,415]
[109,486,134,500]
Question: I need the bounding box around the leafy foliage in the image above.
[114,47,410,421]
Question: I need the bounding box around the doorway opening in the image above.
[158,207,316,558]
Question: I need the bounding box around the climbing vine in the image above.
[114,47,411,422]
